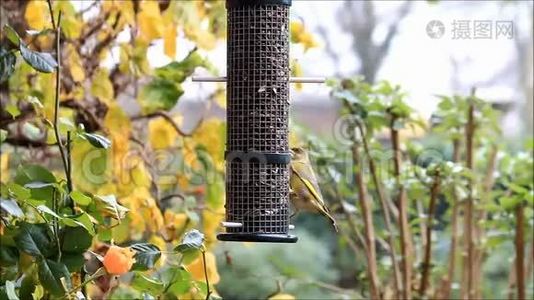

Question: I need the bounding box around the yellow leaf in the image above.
[269,293,296,300]
[1,153,9,183]
[54,1,81,39]
[184,25,217,50]
[191,119,225,171]
[104,104,131,183]
[71,139,110,192]
[290,21,304,42]
[164,23,177,58]
[138,1,164,41]
[61,16,82,39]
[300,32,319,51]
[66,45,85,82]
[186,251,220,284]
[163,211,188,241]
[213,88,226,108]
[91,69,114,104]
[291,59,303,91]
[105,104,131,135]
[203,207,224,247]
[149,117,179,150]
[120,187,163,234]
[103,0,135,26]
[25,0,49,30]
[290,20,318,51]
[148,235,167,267]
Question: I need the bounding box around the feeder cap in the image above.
[226,0,292,8]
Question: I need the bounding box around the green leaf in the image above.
[62,227,92,253]
[61,213,95,236]
[5,280,18,300]
[5,104,20,118]
[0,47,16,83]
[19,44,57,73]
[82,133,111,149]
[0,129,7,143]
[24,182,55,189]
[0,199,23,217]
[36,205,62,219]
[14,223,54,257]
[164,267,192,296]
[154,50,210,83]
[206,174,224,210]
[60,253,85,273]
[93,195,129,221]
[138,78,183,113]
[6,183,30,201]
[175,229,204,253]
[3,25,20,46]
[15,165,56,185]
[31,285,44,300]
[26,29,55,37]
[333,90,358,103]
[130,243,161,271]
[19,274,36,300]
[37,258,71,297]
[70,191,92,206]
[0,246,19,267]
[499,196,520,210]
[131,273,165,296]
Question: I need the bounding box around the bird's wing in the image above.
[291,162,326,206]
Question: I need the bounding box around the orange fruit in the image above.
[103,245,136,275]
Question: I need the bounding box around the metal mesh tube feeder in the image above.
[219,0,295,243]
[194,0,324,243]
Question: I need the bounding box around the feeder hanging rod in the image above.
[192,76,325,84]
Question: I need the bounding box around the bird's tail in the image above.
[329,215,339,232]
[320,208,338,232]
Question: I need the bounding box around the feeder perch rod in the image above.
[192,76,325,84]
[221,222,295,230]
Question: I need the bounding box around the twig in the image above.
[62,268,106,299]
[419,173,441,297]
[390,115,413,300]
[351,144,381,300]
[46,0,56,29]
[201,250,211,300]
[357,122,401,296]
[473,144,498,297]
[436,138,461,300]
[66,131,73,194]
[76,0,99,17]
[47,3,70,198]
[515,202,525,300]
[308,279,360,296]
[52,189,62,262]
[462,89,476,299]
[160,193,186,203]
[132,111,195,137]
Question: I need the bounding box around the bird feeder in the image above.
[193,0,324,243]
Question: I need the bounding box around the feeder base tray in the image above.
[217,233,298,243]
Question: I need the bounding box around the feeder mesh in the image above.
[225,4,290,234]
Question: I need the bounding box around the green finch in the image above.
[289,147,338,231]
